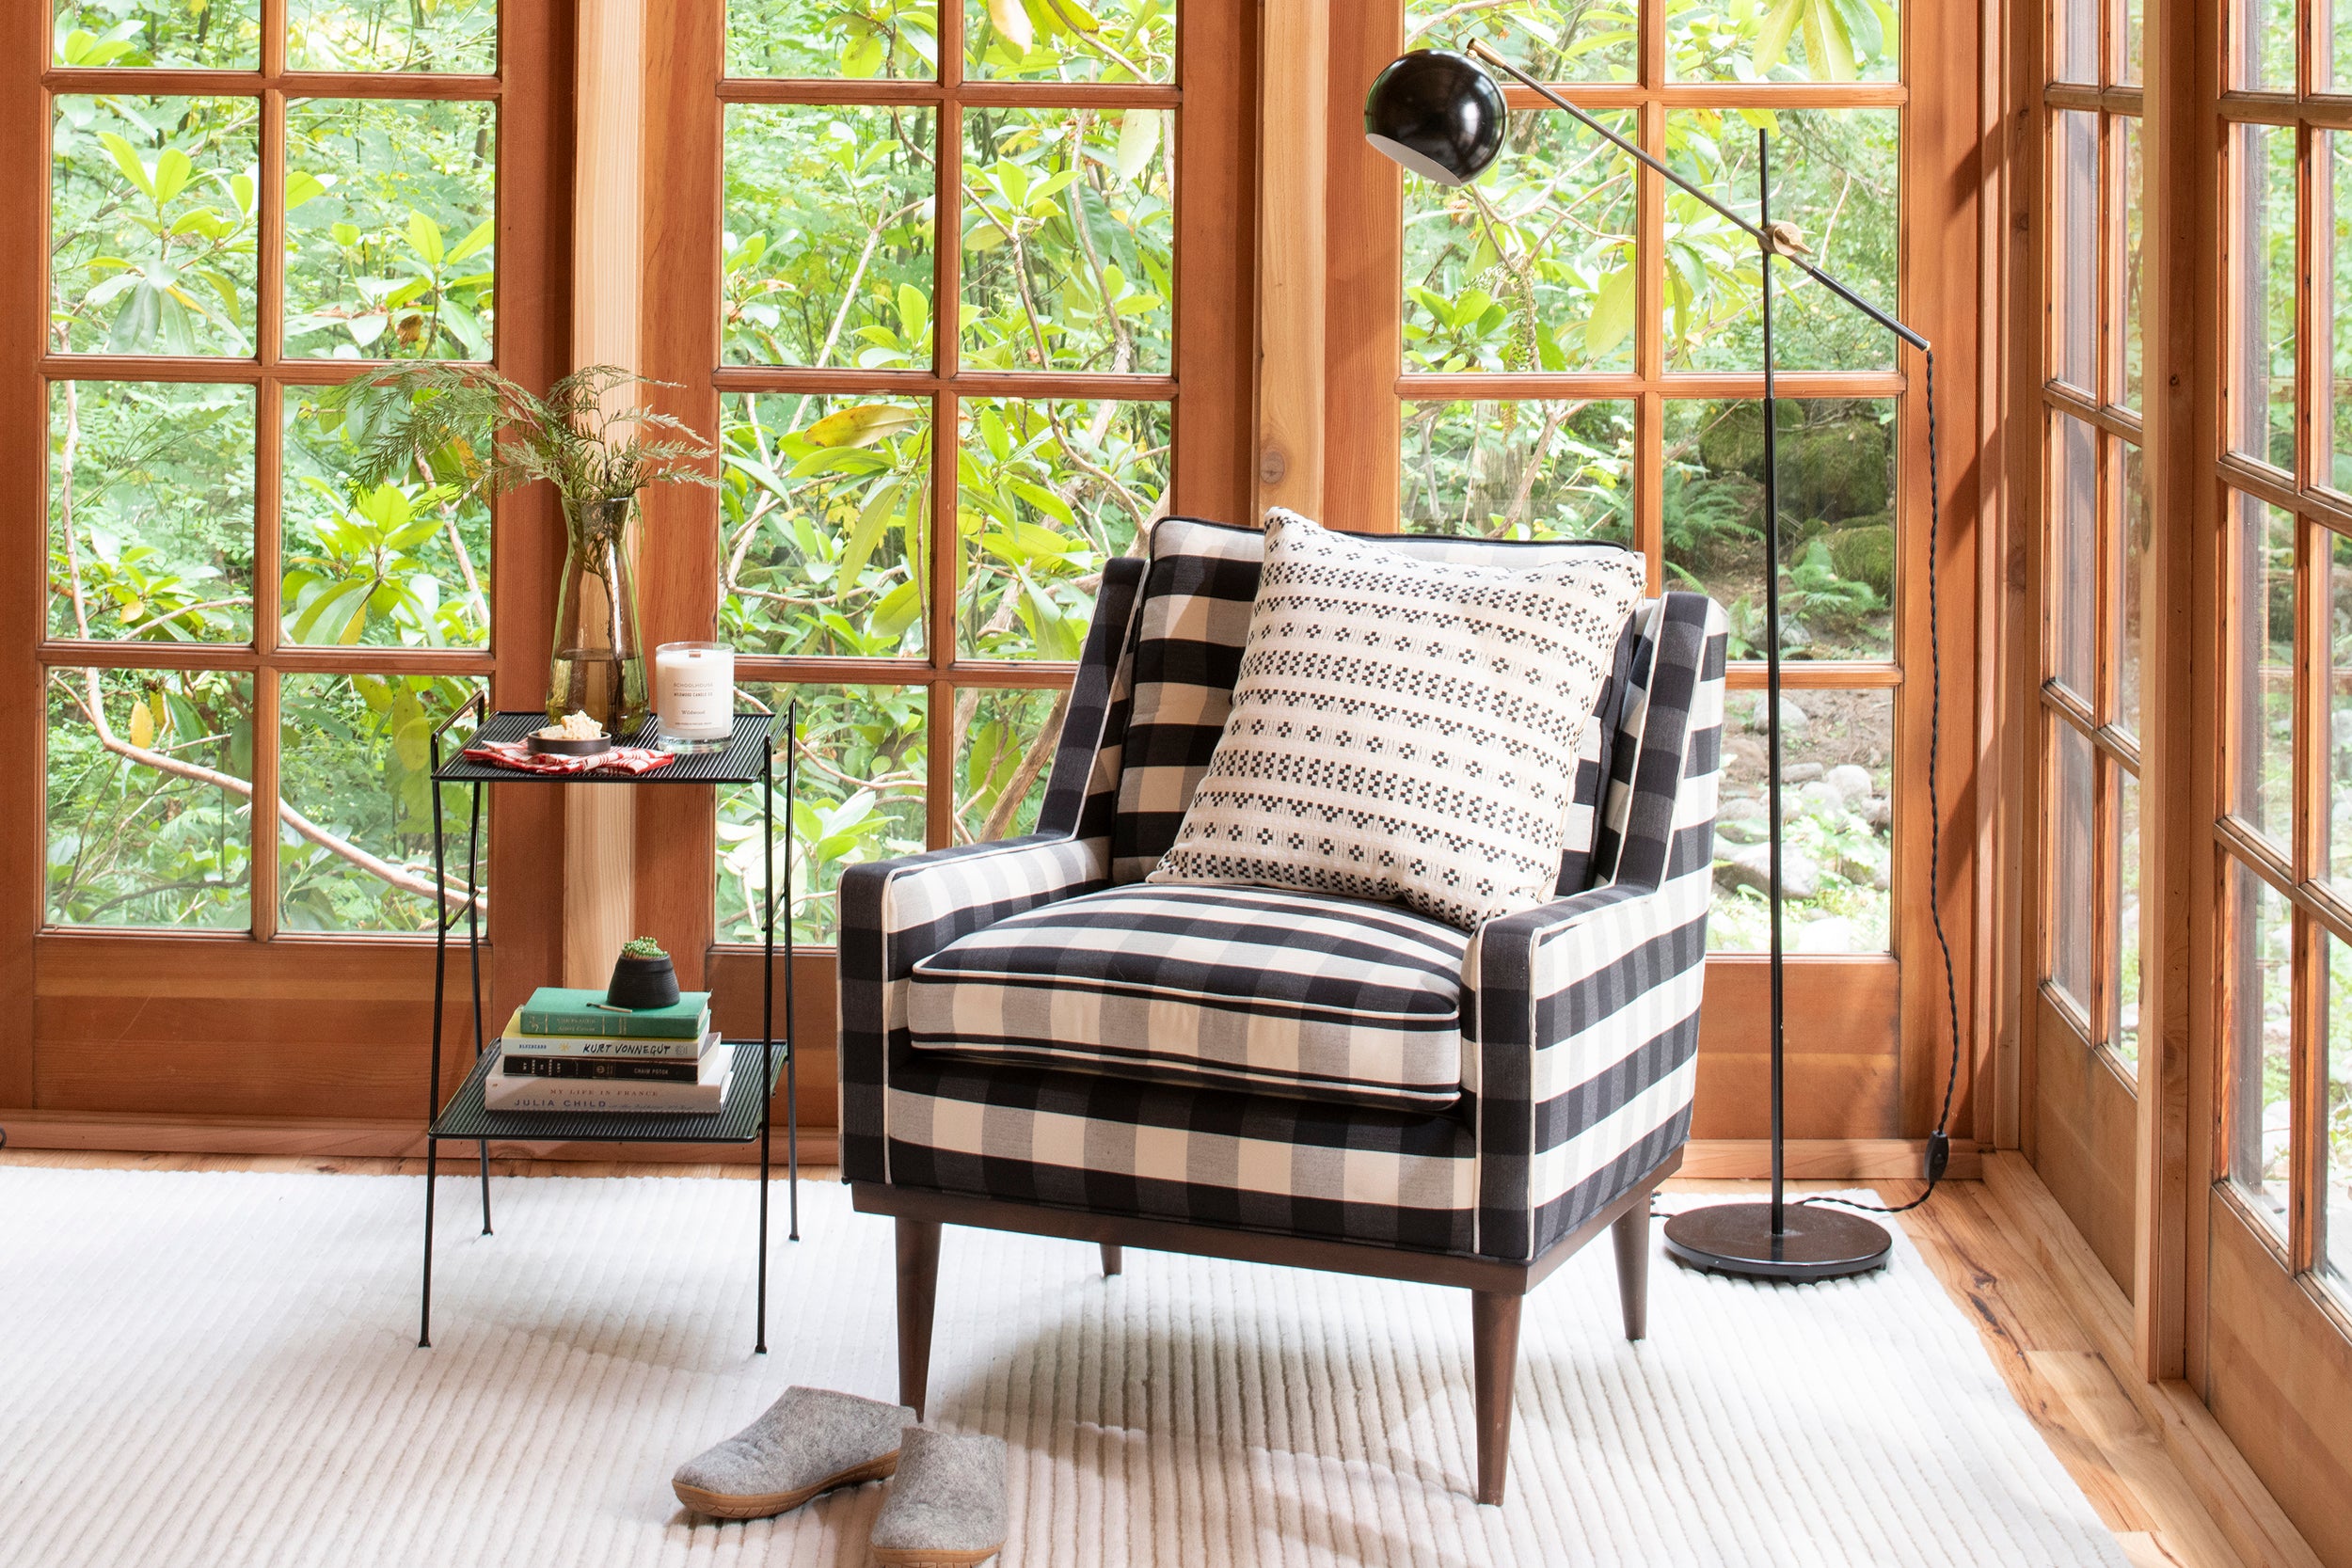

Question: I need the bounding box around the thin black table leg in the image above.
[468,782,489,1237]
[421,1136,437,1348]
[756,1108,771,1354]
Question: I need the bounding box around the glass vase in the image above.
[548,495,648,736]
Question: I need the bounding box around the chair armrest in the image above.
[1467,592,1724,1260]
[836,834,1108,1182]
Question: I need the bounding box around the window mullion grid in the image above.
[1635,92,1666,592]
[2280,491,2324,1269]
[925,9,964,851]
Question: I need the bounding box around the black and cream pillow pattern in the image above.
[1147,508,1645,930]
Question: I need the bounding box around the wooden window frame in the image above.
[2205,0,2352,1302]
[0,0,571,1122]
[630,1,1258,1050]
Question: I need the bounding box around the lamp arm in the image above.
[1463,39,1930,355]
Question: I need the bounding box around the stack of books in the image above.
[481,987,730,1115]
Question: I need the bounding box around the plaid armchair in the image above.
[839,517,1726,1503]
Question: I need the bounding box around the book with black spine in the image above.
[498,1053,706,1083]
[482,1033,731,1114]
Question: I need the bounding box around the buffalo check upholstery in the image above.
[839,516,1726,1262]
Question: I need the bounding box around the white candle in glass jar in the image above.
[655,641,735,745]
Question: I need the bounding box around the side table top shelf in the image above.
[432,711,775,786]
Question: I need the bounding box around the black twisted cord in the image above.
[1804,348,1963,1217]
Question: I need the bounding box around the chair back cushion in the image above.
[906,882,1472,1109]
[1108,516,1645,888]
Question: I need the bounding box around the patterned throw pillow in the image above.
[1147,509,1645,930]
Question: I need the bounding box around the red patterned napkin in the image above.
[460,740,677,777]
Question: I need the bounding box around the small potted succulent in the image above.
[607,936,680,1011]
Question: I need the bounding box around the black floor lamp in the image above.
[1364,43,1960,1281]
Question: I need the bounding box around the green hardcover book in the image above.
[517,986,713,1039]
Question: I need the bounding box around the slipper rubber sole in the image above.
[870,1545,1006,1568]
[672,1450,900,1520]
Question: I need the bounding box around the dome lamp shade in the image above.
[1361,50,1507,187]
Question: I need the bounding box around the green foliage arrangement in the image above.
[339,364,721,508]
[621,936,668,959]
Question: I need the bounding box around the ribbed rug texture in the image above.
[0,1169,2126,1567]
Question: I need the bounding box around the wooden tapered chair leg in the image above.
[1100,1243,1123,1276]
[1470,1290,1522,1506]
[1613,1199,1651,1341]
[896,1217,942,1418]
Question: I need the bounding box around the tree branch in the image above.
[52,672,481,914]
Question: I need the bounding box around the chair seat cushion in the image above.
[906,884,1470,1109]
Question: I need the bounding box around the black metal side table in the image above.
[418,699,797,1352]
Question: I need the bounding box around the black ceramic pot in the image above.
[606,953,680,1010]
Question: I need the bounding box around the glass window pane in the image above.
[1710,687,1893,953]
[2227,858,2293,1239]
[1401,399,1636,542]
[278,674,484,932]
[2233,491,2296,841]
[2119,0,2143,83]
[50,96,259,357]
[2328,528,2352,888]
[965,0,1173,82]
[49,381,255,645]
[288,0,496,71]
[2230,122,2296,469]
[1404,109,1636,375]
[2047,718,2096,1015]
[723,105,935,369]
[281,384,491,649]
[955,687,1064,844]
[728,0,936,78]
[2117,440,2145,736]
[46,667,252,929]
[2050,110,2097,392]
[53,0,259,67]
[2052,0,2098,80]
[1669,0,1897,80]
[2113,765,2140,1073]
[1409,0,1635,84]
[2047,412,2097,697]
[2233,0,2296,90]
[719,392,933,659]
[2119,117,2143,413]
[284,100,498,362]
[961,108,1172,375]
[723,684,927,944]
[1663,399,1895,662]
[1661,110,1899,372]
[958,399,1166,659]
[2327,932,2352,1289]
[2332,133,2352,494]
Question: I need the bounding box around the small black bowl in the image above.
[606,952,680,1011]
[530,733,614,759]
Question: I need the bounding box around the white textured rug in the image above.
[0,1169,2123,1568]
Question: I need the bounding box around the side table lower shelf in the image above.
[420,1041,794,1352]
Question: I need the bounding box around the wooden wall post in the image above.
[1253,0,1327,522]
[563,0,645,986]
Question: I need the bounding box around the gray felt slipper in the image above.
[672,1386,914,1520]
[868,1425,1008,1567]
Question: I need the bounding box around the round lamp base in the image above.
[1661,1201,1892,1282]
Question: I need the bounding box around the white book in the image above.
[496,1007,714,1060]
[484,1034,732,1114]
